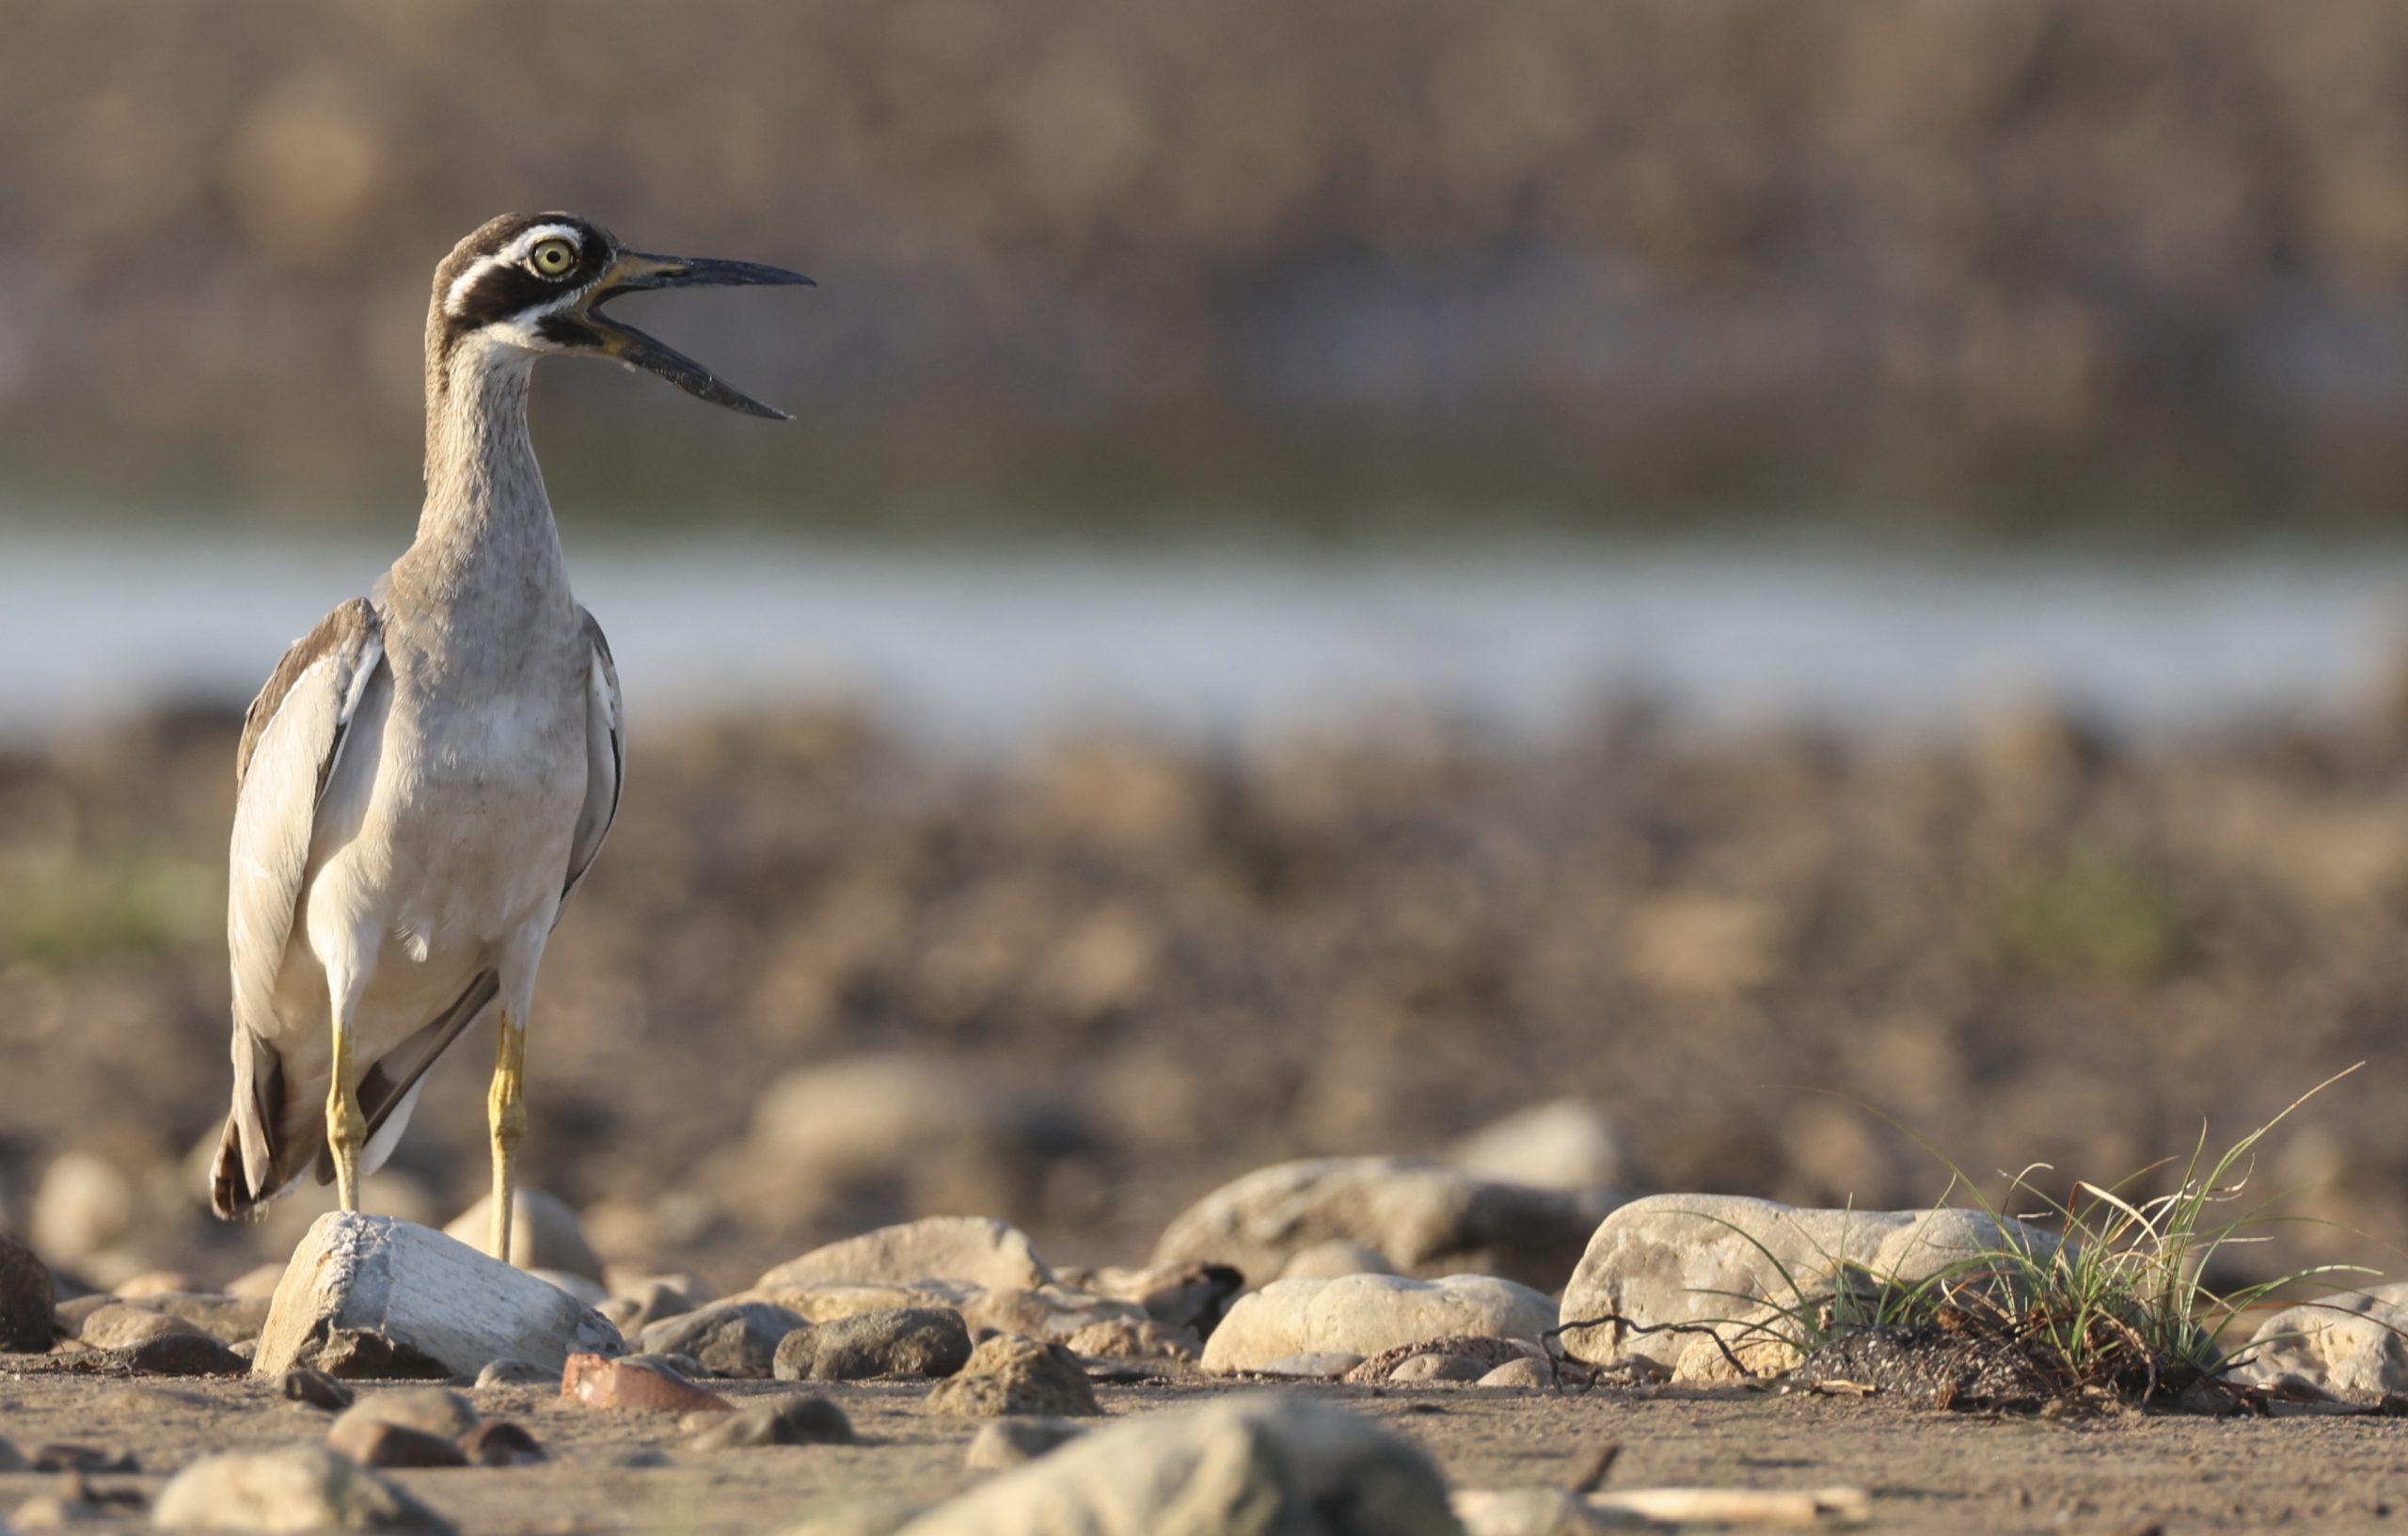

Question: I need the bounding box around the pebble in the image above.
[963,1417,1085,1470]
[126,1332,247,1377]
[473,1358,554,1388]
[459,1420,547,1466]
[151,1445,453,1533]
[326,1417,470,1469]
[1476,1357,1554,1388]
[924,1334,1100,1417]
[688,1392,857,1450]
[1200,1273,1559,1373]
[335,1387,478,1440]
[561,1352,733,1413]
[278,1368,355,1411]
[774,1306,972,1382]
[637,1299,803,1378]
[1384,1353,1486,1384]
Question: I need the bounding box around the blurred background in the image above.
[7,0,2408,1291]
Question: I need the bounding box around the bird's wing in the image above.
[338,608,621,1164]
[218,597,383,1207]
[563,606,625,905]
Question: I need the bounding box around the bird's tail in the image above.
[210,1030,322,1219]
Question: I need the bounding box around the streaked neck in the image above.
[402,340,567,603]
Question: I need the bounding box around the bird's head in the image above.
[425,213,812,419]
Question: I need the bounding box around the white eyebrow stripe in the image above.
[442,225,589,316]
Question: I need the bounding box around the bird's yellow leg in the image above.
[325,1006,367,1211]
[487,1011,527,1262]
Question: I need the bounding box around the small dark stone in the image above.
[0,1233,57,1354]
[774,1306,973,1382]
[689,1392,858,1450]
[127,1332,247,1377]
[280,1367,356,1410]
[327,1417,470,1469]
[0,1434,24,1472]
[459,1420,547,1466]
[636,1301,804,1379]
[31,1443,137,1474]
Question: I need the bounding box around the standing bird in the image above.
[210,214,810,1261]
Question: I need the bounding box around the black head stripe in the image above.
[430,213,619,344]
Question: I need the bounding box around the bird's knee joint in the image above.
[326,1089,368,1149]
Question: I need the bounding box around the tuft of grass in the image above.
[1610,1066,2377,1409]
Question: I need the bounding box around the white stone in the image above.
[1556,1195,2052,1369]
[2228,1282,2408,1395]
[890,1394,1459,1536]
[1152,1156,1617,1292]
[252,1212,624,1380]
[1201,1273,1558,1373]
[757,1217,1053,1292]
[30,1151,134,1266]
[1448,1099,1631,1192]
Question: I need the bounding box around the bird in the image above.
[209,213,811,1262]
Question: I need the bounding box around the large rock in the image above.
[151,1445,452,1532]
[2229,1282,2408,1394]
[893,1394,1461,1536]
[441,1191,601,1282]
[1447,1099,1632,1192]
[251,1213,624,1380]
[0,1233,55,1353]
[1201,1273,1558,1373]
[1151,1158,1620,1292]
[758,1217,1053,1292]
[1556,1195,2050,1369]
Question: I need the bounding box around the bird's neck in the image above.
[399,341,570,609]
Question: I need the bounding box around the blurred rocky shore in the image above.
[6,700,2408,1294]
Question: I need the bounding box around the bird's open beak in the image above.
[582,251,815,419]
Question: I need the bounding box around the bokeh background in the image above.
[8,0,2408,1292]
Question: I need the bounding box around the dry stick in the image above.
[1567,1441,1622,1495]
[1544,1311,1756,1386]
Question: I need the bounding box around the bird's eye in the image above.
[529,239,578,277]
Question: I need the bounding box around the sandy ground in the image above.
[6,1365,2408,1534]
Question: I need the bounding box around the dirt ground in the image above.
[6,1365,2408,1534]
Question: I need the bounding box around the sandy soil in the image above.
[6,1366,2408,1534]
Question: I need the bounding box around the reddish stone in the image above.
[560,1353,733,1413]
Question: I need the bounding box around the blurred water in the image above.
[6,528,2407,748]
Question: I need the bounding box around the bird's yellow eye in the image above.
[529,238,578,277]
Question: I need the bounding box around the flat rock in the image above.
[325,1418,470,1469]
[127,1293,273,1344]
[126,1332,248,1377]
[335,1387,477,1439]
[638,1300,803,1378]
[775,1306,971,1382]
[2230,1282,2408,1394]
[151,1444,453,1532]
[758,1217,1054,1292]
[561,1352,732,1413]
[79,1303,200,1351]
[1555,1195,2054,1369]
[459,1421,546,1466]
[924,1334,1099,1417]
[963,1417,1085,1470]
[1,1233,56,1353]
[251,1212,624,1381]
[891,1393,1459,1535]
[441,1191,602,1282]
[1151,1156,1621,1291]
[1255,1352,1364,1379]
[1200,1273,1557,1373]
[688,1393,857,1450]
